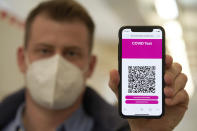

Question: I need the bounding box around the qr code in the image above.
[128,66,156,93]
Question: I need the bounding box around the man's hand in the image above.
[109,55,189,131]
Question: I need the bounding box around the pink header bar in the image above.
[122,39,162,58]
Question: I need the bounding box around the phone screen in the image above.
[119,26,165,117]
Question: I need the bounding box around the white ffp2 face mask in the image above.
[25,55,85,110]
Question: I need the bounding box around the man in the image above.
[0,0,189,131]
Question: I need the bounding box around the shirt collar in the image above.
[57,105,94,131]
[13,102,25,131]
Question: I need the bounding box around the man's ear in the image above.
[86,55,97,78]
[17,46,27,74]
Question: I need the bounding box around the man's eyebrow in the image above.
[36,43,54,48]
[63,46,82,51]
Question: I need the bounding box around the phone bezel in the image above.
[118,26,165,118]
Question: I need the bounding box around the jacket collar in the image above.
[0,87,128,130]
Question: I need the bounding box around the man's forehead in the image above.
[31,14,88,34]
[29,14,90,50]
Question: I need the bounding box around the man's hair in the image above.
[25,0,95,52]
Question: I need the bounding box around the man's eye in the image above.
[40,49,51,54]
[67,51,77,56]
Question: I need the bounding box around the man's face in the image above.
[18,14,96,80]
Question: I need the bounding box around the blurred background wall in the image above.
[0,0,197,130]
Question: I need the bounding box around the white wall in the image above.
[0,19,24,100]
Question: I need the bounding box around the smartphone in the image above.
[118,26,165,118]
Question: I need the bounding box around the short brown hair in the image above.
[25,0,95,52]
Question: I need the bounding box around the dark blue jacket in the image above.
[0,87,129,131]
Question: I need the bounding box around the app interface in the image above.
[121,28,163,116]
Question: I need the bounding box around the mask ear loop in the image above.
[83,58,91,74]
[24,52,30,67]
[24,53,30,88]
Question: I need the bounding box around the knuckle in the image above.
[165,71,174,80]
[173,62,182,72]
[181,73,188,83]
[183,90,189,101]
[166,54,173,61]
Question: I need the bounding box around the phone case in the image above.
[118,26,165,118]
